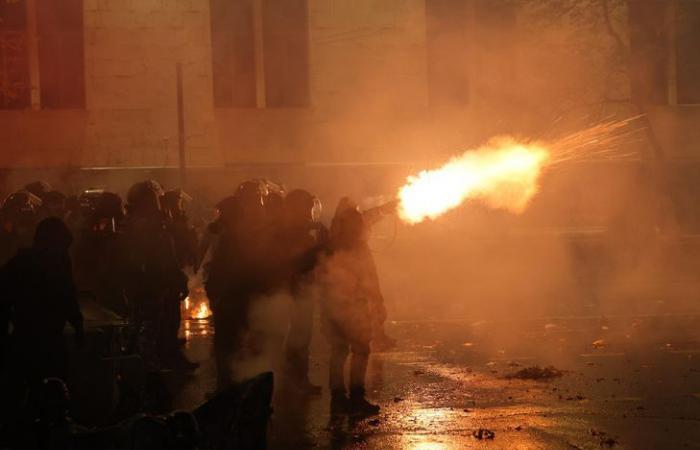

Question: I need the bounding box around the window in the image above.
[676,1,700,104]
[0,0,30,109]
[36,0,85,108]
[425,0,470,106]
[474,0,516,84]
[262,0,309,107]
[210,0,256,107]
[0,0,84,110]
[210,0,310,108]
[628,0,669,105]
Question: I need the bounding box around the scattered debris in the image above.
[472,428,495,440]
[590,429,618,447]
[506,366,564,381]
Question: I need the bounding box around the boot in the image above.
[348,388,380,416]
[330,389,349,414]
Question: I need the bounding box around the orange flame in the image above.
[398,138,549,224]
[192,301,212,319]
[183,295,212,319]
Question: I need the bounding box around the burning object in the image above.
[183,293,212,320]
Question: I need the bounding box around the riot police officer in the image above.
[72,191,130,317]
[205,180,271,389]
[279,189,327,395]
[161,189,199,369]
[124,180,191,370]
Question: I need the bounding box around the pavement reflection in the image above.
[176,313,700,449]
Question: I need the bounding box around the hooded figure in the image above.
[319,207,380,415]
[330,197,397,351]
[1,217,84,385]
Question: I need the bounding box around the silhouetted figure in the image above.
[279,189,327,395]
[72,191,130,316]
[24,181,52,202]
[23,377,87,450]
[331,197,398,351]
[0,190,42,265]
[161,189,199,369]
[41,190,68,220]
[124,180,188,370]
[321,207,380,416]
[205,181,270,389]
[2,217,84,387]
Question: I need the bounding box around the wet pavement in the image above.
[174,313,700,449]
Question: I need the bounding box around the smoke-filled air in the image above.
[1,1,699,449]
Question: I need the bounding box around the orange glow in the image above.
[398,138,549,224]
[182,294,213,320]
[193,301,212,319]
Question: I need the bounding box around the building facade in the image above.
[0,0,699,171]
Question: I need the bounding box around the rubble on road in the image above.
[505,365,564,381]
[590,429,619,447]
[472,428,496,440]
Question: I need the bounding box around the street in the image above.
[174,310,700,449]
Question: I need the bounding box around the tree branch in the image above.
[600,0,628,55]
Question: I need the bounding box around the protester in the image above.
[320,206,381,415]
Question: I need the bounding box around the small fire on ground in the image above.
[183,290,212,320]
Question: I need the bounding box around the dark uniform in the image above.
[124,181,187,369]
[205,181,270,389]
[2,217,84,386]
[0,191,42,265]
[72,192,130,317]
[161,189,199,369]
[279,189,327,394]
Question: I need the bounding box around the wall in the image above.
[0,0,698,171]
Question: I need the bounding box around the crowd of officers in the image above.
[0,177,398,435]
